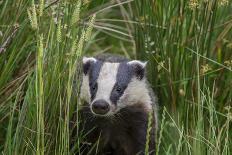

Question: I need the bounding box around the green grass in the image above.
[0,0,231,154]
[134,0,232,154]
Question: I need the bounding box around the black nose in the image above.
[91,100,110,115]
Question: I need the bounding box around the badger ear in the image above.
[82,57,97,75]
[127,60,147,80]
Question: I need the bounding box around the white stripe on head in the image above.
[93,62,120,104]
[83,57,97,64]
[117,77,152,111]
[127,60,147,68]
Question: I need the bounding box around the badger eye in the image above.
[91,83,97,91]
[116,86,122,93]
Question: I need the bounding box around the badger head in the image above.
[80,57,152,116]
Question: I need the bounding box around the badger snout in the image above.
[91,99,110,115]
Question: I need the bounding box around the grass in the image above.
[134,0,232,154]
[0,0,231,154]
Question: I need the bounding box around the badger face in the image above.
[80,57,152,116]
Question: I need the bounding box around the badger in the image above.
[75,54,158,155]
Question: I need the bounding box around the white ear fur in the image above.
[127,60,147,68]
[83,57,97,64]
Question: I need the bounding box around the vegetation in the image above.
[0,0,231,154]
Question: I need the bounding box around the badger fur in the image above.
[74,54,158,155]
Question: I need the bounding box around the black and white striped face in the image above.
[80,57,152,116]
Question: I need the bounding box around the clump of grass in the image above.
[134,0,232,154]
[0,0,97,154]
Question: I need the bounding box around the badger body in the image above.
[77,54,157,155]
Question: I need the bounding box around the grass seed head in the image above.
[77,30,86,56]
[85,14,96,41]
[71,1,81,26]
[200,64,212,74]
[219,0,229,6]
[27,4,38,30]
[57,20,62,43]
[39,0,44,16]
[31,0,38,30]
[188,0,199,10]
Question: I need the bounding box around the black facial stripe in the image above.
[110,62,133,104]
[89,61,103,101]
[132,63,145,80]
[83,61,91,75]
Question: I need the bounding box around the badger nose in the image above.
[91,100,110,115]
